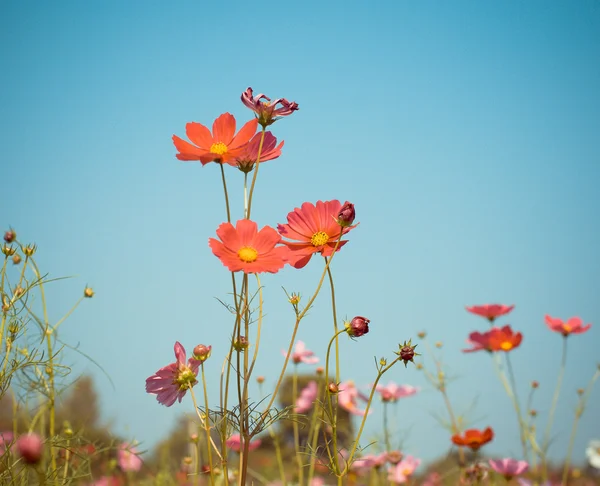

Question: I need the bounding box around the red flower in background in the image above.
[545,315,591,337]
[463,325,522,353]
[278,200,357,269]
[466,304,514,322]
[173,113,258,165]
[209,219,288,274]
[451,427,494,450]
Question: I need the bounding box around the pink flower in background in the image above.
[226,434,261,452]
[466,304,514,322]
[241,87,299,127]
[117,442,143,472]
[489,458,529,479]
[374,382,419,402]
[388,455,421,484]
[296,381,318,413]
[145,342,201,407]
[234,131,284,172]
[16,433,43,464]
[351,452,388,472]
[544,315,591,337]
[0,431,14,456]
[338,381,370,416]
[284,341,319,365]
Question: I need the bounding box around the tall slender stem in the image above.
[246,128,266,219]
[219,162,231,223]
[201,365,215,486]
[505,354,529,461]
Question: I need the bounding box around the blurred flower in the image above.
[117,442,143,472]
[296,381,318,413]
[387,455,421,484]
[466,304,514,322]
[351,452,387,472]
[277,200,357,269]
[337,202,356,227]
[374,382,418,402]
[545,315,591,337]
[3,230,16,243]
[173,113,258,165]
[489,458,529,479]
[88,477,122,486]
[145,342,201,406]
[225,434,261,452]
[345,316,370,338]
[234,131,284,172]
[0,431,14,456]
[12,254,21,265]
[16,433,43,464]
[463,325,522,353]
[338,381,370,416]
[241,87,299,127]
[451,427,494,450]
[209,219,288,274]
[586,439,600,469]
[284,340,319,365]
[462,462,489,484]
[422,472,442,486]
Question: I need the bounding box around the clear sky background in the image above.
[1,0,599,469]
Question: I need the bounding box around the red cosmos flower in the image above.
[451,427,494,450]
[466,304,514,322]
[241,87,299,127]
[208,219,288,274]
[172,113,258,165]
[234,131,284,172]
[463,325,522,353]
[545,315,591,337]
[277,200,357,269]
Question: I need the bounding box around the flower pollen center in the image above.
[500,341,513,351]
[238,246,258,263]
[210,142,228,155]
[311,231,329,247]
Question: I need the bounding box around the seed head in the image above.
[396,339,419,367]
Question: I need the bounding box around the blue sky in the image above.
[1,0,599,469]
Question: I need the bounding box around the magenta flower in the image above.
[283,341,319,365]
[145,342,201,407]
[544,315,591,337]
[225,434,262,452]
[296,381,318,413]
[489,458,529,479]
[388,455,421,484]
[241,87,298,127]
[117,442,143,472]
[338,381,370,416]
[16,433,43,464]
[374,382,419,402]
[234,131,284,172]
[337,202,356,227]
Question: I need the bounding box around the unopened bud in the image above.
[316,367,324,375]
[84,287,94,298]
[190,433,199,443]
[379,357,387,367]
[435,341,443,348]
[577,388,584,396]
[345,316,370,338]
[193,344,212,362]
[13,286,24,298]
[2,245,16,256]
[396,340,419,367]
[233,336,249,352]
[337,202,356,227]
[530,409,537,417]
[23,245,37,257]
[531,381,539,389]
[256,376,265,384]
[183,456,193,465]
[16,433,43,465]
[328,382,339,394]
[3,229,16,243]
[288,293,301,305]
[417,331,426,339]
[415,363,423,370]
[12,254,21,265]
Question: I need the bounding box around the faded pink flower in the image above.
[351,452,388,472]
[225,434,261,452]
[145,342,201,406]
[16,433,43,464]
[241,87,298,127]
[544,315,591,337]
[489,458,529,479]
[0,431,14,456]
[466,304,514,322]
[234,131,284,172]
[374,382,419,402]
[388,455,421,484]
[283,341,319,365]
[338,381,370,416]
[117,442,143,472]
[296,381,318,413]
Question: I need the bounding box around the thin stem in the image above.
[246,128,266,219]
[219,162,231,223]
[383,402,391,452]
[292,368,304,486]
[200,365,215,486]
[505,353,529,462]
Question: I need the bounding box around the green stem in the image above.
[246,128,266,219]
[201,365,215,486]
[219,162,231,223]
[505,353,529,462]
[383,402,391,452]
[292,368,304,486]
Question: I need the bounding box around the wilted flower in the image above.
[234,131,284,172]
[586,439,600,469]
[345,316,370,338]
[374,382,419,402]
[466,304,514,322]
[225,434,261,452]
[452,427,494,450]
[16,433,43,464]
[387,455,421,484]
[295,381,318,413]
[241,87,298,127]
[117,442,143,472]
[337,202,356,227]
[489,458,529,479]
[545,315,591,337]
[145,342,201,406]
[338,381,370,416]
[284,340,319,365]
[193,344,212,362]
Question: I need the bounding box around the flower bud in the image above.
[193,344,212,362]
[2,245,16,256]
[337,202,355,227]
[328,382,339,394]
[256,376,265,384]
[415,363,423,370]
[233,336,249,352]
[345,316,370,338]
[577,388,584,396]
[529,409,537,417]
[83,287,94,298]
[435,341,443,349]
[396,340,419,367]
[417,331,426,339]
[531,381,539,389]
[316,367,324,375]
[12,254,21,265]
[288,293,301,305]
[3,229,16,243]
[16,433,43,464]
[190,433,199,443]
[23,244,37,257]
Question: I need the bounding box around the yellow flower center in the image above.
[500,341,513,351]
[563,324,572,333]
[210,142,228,155]
[311,231,329,246]
[402,468,413,477]
[238,246,258,263]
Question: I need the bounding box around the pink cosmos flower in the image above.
[374,382,419,402]
[16,433,43,464]
[296,381,318,413]
[0,431,14,456]
[466,304,515,322]
[489,458,529,479]
[544,315,591,337]
[278,200,357,269]
[209,219,288,274]
[225,434,262,452]
[283,340,319,365]
[173,113,258,165]
[117,442,143,472]
[234,131,284,172]
[241,87,299,127]
[388,455,421,484]
[338,381,370,416]
[145,342,201,407]
[351,452,388,472]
